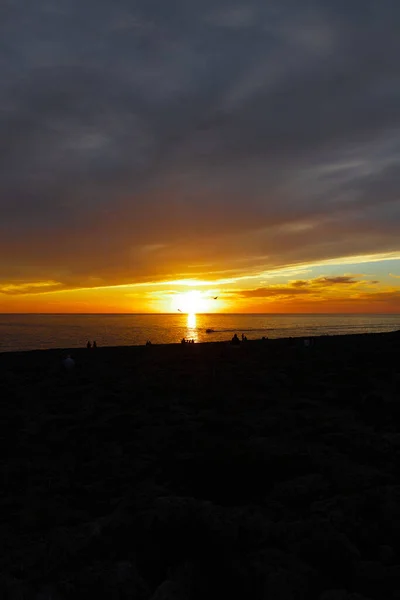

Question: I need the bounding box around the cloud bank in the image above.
[0,0,399,296]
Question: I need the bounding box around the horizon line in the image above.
[1,312,400,316]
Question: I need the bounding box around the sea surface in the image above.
[0,313,399,353]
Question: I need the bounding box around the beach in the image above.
[2,331,400,599]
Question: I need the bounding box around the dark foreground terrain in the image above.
[1,331,400,599]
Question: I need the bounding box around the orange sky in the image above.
[1,254,400,314]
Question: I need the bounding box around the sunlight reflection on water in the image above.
[0,313,399,352]
[186,313,199,342]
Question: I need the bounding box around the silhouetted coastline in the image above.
[1,330,400,599]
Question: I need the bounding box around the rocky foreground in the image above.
[1,331,400,599]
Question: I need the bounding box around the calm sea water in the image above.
[0,313,399,353]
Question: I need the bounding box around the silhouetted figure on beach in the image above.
[62,355,75,371]
[87,341,92,349]
[146,340,152,346]
[231,333,240,345]
[181,337,186,344]
[93,340,97,349]
[241,334,247,342]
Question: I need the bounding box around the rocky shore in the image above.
[1,331,400,599]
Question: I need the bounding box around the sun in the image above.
[172,290,211,314]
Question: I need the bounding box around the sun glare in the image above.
[172,290,211,314]
[187,312,197,329]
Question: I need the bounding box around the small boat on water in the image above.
[205,328,215,333]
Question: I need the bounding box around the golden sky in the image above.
[1,253,400,313]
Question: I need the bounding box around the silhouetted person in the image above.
[62,355,75,371]
[87,341,92,349]
[93,340,97,349]
[231,333,240,345]
[181,337,186,344]
[146,340,152,346]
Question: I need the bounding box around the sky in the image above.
[1,0,400,313]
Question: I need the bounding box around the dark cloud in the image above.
[0,0,399,289]
[0,280,62,295]
[290,276,360,287]
[236,275,381,299]
[291,280,309,288]
[238,286,311,298]
[313,276,358,285]
[235,287,400,311]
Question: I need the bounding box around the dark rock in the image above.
[294,527,360,587]
[319,591,348,600]
[36,585,59,600]
[353,561,399,598]
[378,544,395,565]
[319,593,372,600]
[264,563,318,600]
[265,569,294,599]
[150,579,185,600]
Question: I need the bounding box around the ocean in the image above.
[0,313,399,353]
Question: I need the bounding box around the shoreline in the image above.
[2,328,400,598]
[1,328,399,357]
